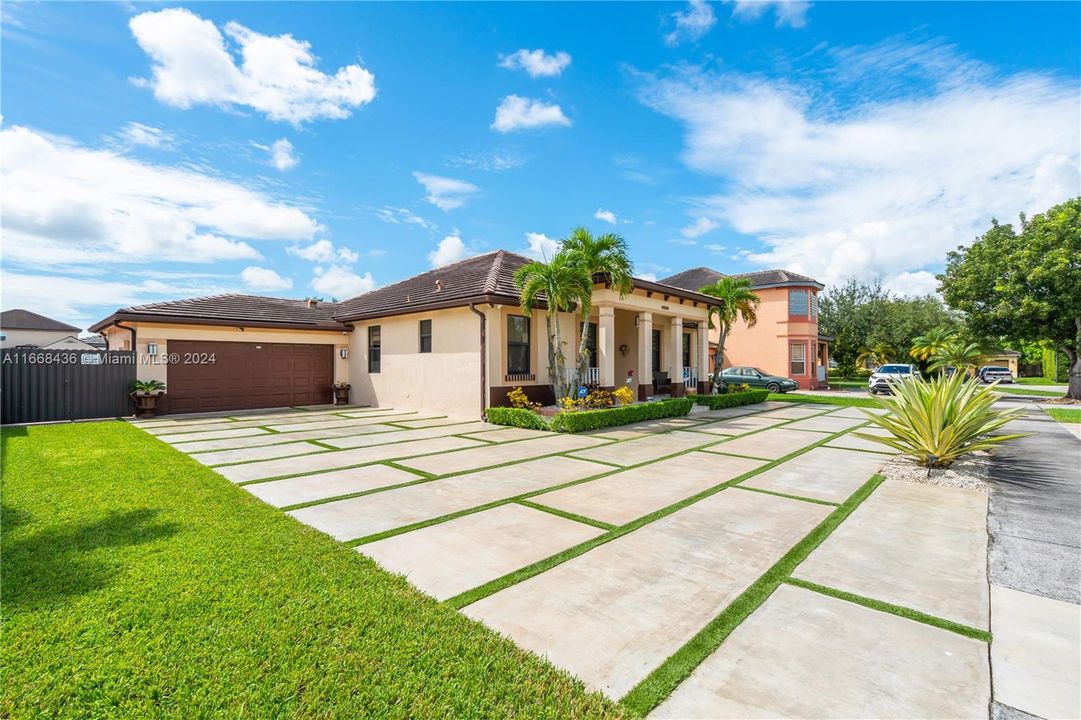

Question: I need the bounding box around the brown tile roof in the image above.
[658,267,724,292]
[89,294,347,332]
[0,309,80,332]
[661,266,822,291]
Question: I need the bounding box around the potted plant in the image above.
[333,381,351,405]
[130,379,166,416]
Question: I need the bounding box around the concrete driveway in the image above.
[134,400,1000,718]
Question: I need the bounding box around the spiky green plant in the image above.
[854,372,1028,468]
[928,340,985,375]
[130,379,166,394]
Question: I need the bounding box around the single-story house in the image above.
[661,267,830,389]
[0,309,88,349]
[982,349,1021,376]
[91,251,718,417]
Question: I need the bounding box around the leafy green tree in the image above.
[940,197,1081,398]
[911,327,958,362]
[855,342,897,369]
[514,252,594,401]
[698,277,760,388]
[819,280,888,375]
[561,227,634,387]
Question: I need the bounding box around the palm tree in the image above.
[561,227,634,386]
[698,277,760,389]
[910,327,957,361]
[514,252,594,401]
[929,340,985,376]
[856,342,897,369]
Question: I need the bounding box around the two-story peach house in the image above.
[661,267,830,389]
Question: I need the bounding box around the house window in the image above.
[810,293,819,319]
[368,326,381,373]
[507,315,530,375]
[584,322,597,368]
[651,329,662,374]
[789,289,810,317]
[682,332,691,368]
[790,343,806,376]
[419,319,432,353]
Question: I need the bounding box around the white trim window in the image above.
[790,342,806,376]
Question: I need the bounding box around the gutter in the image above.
[468,302,487,421]
[112,320,136,352]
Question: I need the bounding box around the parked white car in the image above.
[977,366,1014,383]
[867,363,922,394]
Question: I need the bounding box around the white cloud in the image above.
[705,243,727,254]
[287,239,359,264]
[1,125,320,266]
[413,172,480,211]
[447,148,525,171]
[428,234,473,267]
[311,265,375,298]
[118,122,174,148]
[240,265,293,291]
[637,272,658,282]
[253,138,298,171]
[729,0,811,28]
[665,0,717,46]
[374,205,436,229]
[882,270,941,298]
[638,42,1080,288]
[129,8,376,124]
[498,49,572,78]
[492,95,571,133]
[669,237,698,246]
[594,208,618,225]
[521,232,560,260]
[681,216,719,238]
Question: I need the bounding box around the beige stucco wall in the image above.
[348,306,482,416]
[719,285,823,388]
[0,328,76,348]
[100,322,350,387]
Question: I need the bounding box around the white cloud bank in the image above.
[241,266,293,291]
[287,239,358,264]
[253,138,298,171]
[594,208,618,225]
[639,41,1080,291]
[492,95,571,133]
[413,172,480,211]
[498,49,572,78]
[665,0,717,46]
[521,232,560,260]
[681,216,719,238]
[118,122,174,149]
[311,265,375,298]
[129,8,376,124]
[1,125,320,266]
[729,0,811,28]
[428,234,474,267]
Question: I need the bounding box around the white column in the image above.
[637,312,652,397]
[669,316,683,380]
[598,306,615,387]
[698,322,710,389]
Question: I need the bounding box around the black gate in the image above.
[1,350,136,424]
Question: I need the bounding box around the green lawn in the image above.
[1,422,622,719]
[825,379,865,389]
[1016,377,1066,386]
[1045,408,1081,423]
[995,386,1065,397]
[767,393,882,408]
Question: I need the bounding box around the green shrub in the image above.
[550,398,693,433]
[484,407,551,431]
[693,390,768,410]
[854,372,1029,468]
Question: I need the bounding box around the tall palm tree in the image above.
[856,342,897,369]
[698,277,760,389]
[929,340,985,376]
[561,227,634,386]
[910,327,957,361]
[514,251,594,401]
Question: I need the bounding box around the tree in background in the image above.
[561,227,634,387]
[940,198,1081,399]
[855,342,897,369]
[928,340,985,376]
[911,327,958,362]
[698,277,760,389]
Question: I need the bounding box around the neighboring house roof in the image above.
[81,334,108,348]
[89,294,349,333]
[0,308,80,332]
[661,267,824,292]
[42,335,98,350]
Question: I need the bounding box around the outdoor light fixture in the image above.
[147,343,158,356]
[340,348,349,359]
[634,315,639,327]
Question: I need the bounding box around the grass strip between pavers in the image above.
[783,577,992,642]
[731,484,839,507]
[515,499,617,531]
[766,393,882,408]
[618,473,886,715]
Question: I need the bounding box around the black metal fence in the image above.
[1,350,136,424]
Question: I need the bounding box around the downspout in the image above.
[112,321,136,352]
[468,303,487,420]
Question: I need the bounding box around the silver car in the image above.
[867,363,921,394]
[978,366,1014,383]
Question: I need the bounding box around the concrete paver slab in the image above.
[398,434,607,476]
[320,422,492,449]
[389,417,470,429]
[144,412,350,435]
[990,584,1081,720]
[289,456,607,541]
[741,446,887,502]
[693,414,789,436]
[359,504,604,600]
[753,404,833,419]
[192,441,325,466]
[796,479,989,628]
[651,584,990,719]
[245,464,424,507]
[695,404,768,419]
[588,429,651,441]
[218,435,488,483]
[463,489,831,698]
[702,427,823,460]
[264,412,420,432]
[568,431,714,467]
[157,427,272,443]
[171,423,400,452]
[461,427,552,443]
[536,451,765,525]
[831,405,889,418]
[826,427,898,454]
[783,414,868,434]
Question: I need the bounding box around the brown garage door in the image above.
[166,341,333,413]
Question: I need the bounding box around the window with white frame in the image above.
[790,342,806,376]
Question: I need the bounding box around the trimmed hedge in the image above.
[550,398,694,433]
[484,406,552,430]
[692,389,769,409]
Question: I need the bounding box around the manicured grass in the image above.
[1,422,622,719]
[995,386,1065,397]
[767,392,882,408]
[1046,407,1081,423]
[826,379,865,389]
[1016,377,1066,386]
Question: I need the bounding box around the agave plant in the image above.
[853,371,1028,468]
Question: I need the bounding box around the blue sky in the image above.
[2,1,1078,329]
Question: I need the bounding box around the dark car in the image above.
[720,366,800,393]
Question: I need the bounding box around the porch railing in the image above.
[586,367,600,385]
[682,366,698,388]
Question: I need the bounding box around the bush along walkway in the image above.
[107,399,1002,718]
